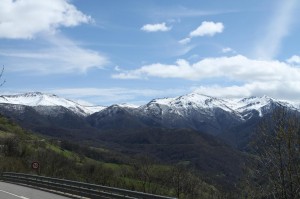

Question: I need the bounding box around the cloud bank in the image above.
[113,55,300,100]
[287,55,300,64]
[0,0,108,74]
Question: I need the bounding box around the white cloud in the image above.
[113,55,300,100]
[254,0,298,59]
[192,81,300,101]
[178,38,191,45]
[287,55,300,64]
[190,21,224,37]
[179,21,224,45]
[114,66,121,71]
[141,23,171,32]
[113,55,295,81]
[0,35,108,74]
[0,0,107,74]
[112,72,141,80]
[222,47,235,53]
[0,0,92,39]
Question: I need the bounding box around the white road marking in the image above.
[0,189,30,199]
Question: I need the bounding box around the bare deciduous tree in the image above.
[249,107,300,199]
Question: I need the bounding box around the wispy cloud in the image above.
[0,35,108,74]
[222,47,236,54]
[178,38,191,45]
[152,6,237,18]
[0,0,92,39]
[254,0,298,59]
[141,22,171,32]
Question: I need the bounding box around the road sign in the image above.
[31,162,40,170]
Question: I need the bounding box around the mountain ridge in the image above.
[0,91,298,150]
[1,91,298,118]
[0,92,106,116]
[1,91,299,141]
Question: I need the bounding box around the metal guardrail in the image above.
[1,172,176,199]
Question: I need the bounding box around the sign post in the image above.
[31,161,40,175]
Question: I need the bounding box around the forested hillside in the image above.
[0,116,225,198]
[1,106,299,198]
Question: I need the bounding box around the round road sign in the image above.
[31,161,40,170]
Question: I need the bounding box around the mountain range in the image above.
[1,91,297,119]
[0,91,297,148]
[1,91,298,189]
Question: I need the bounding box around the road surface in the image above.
[0,181,71,199]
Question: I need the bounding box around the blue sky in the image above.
[1,0,300,105]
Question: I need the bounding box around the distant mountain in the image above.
[1,91,297,119]
[1,91,297,189]
[87,104,147,130]
[0,92,106,116]
[0,91,299,148]
[87,93,299,139]
[138,93,298,121]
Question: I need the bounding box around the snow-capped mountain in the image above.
[141,93,237,118]
[0,91,297,119]
[0,91,299,148]
[140,93,298,120]
[0,92,106,116]
[85,92,300,136]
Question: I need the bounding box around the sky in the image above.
[1,0,300,105]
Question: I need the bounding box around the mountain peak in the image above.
[178,92,220,102]
[0,92,66,106]
[0,92,106,116]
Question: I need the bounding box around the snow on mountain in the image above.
[117,103,140,109]
[0,92,106,116]
[83,106,107,115]
[0,92,75,107]
[227,96,276,117]
[141,93,237,118]
[229,95,300,117]
[0,91,299,119]
[140,92,300,120]
[166,93,234,112]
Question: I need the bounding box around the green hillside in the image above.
[0,116,224,198]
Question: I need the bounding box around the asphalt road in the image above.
[0,181,71,199]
